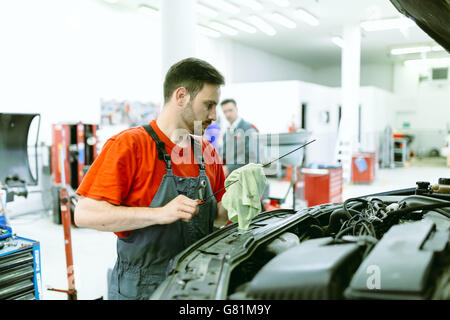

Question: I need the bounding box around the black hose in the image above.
[329,209,351,234]
[349,202,364,210]
[335,225,354,239]
[420,193,450,201]
[344,198,369,208]
[394,202,450,219]
[343,198,369,217]
[308,225,326,238]
[348,208,363,216]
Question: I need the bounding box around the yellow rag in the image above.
[222,163,267,230]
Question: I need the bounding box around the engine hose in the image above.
[308,225,326,238]
[393,202,450,219]
[328,209,351,234]
[344,198,369,206]
[401,195,450,212]
[343,198,369,217]
[335,225,355,239]
[349,202,364,211]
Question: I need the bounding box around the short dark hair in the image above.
[220,98,237,108]
[163,57,225,104]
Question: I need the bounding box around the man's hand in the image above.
[214,201,228,227]
[223,165,230,177]
[75,195,201,232]
[157,195,200,224]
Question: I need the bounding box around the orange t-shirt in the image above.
[76,120,226,238]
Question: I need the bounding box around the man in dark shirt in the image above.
[221,99,259,177]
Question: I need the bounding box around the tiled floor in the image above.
[5,159,450,300]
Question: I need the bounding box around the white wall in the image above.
[5,0,445,159]
[228,42,314,84]
[359,86,398,153]
[312,65,341,88]
[298,82,341,164]
[221,80,301,134]
[393,62,450,129]
[196,36,233,88]
[392,62,450,154]
[0,0,163,144]
[197,37,315,85]
[219,80,408,165]
[312,63,394,92]
[312,59,450,155]
[220,80,341,164]
[0,0,316,145]
[363,63,394,92]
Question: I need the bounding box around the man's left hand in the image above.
[214,201,229,227]
[223,165,229,177]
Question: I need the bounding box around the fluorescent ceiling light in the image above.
[196,4,218,18]
[198,25,221,38]
[248,15,276,36]
[138,5,159,16]
[228,19,257,33]
[391,46,431,55]
[331,36,344,48]
[404,57,450,67]
[207,0,240,14]
[294,8,319,26]
[360,17,415,31]
[230,0,263,11]
[432,45,445,52]
[269,12,296,29]
[209,21,238,36]
[271,0,290,7]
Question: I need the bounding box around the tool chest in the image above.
[0,236,42,300]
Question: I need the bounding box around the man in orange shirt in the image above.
[74,58,228,300]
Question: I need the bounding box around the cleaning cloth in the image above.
[222,163,267,230]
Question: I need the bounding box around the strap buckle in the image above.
[163,154,172,169]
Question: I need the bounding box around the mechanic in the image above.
[74,57,229,300]
[221,99,260,177]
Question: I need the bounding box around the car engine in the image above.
[227,190,450,300]
[151,179,450,300]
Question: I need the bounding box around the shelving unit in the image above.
[393,138,407,167]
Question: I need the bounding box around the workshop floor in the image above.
[6,158,450,300]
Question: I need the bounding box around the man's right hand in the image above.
[157,195,200,224]
[74,195,201,233]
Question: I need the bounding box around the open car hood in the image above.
[390,0,450,52]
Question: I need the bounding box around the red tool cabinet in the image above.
[302,167,343,207]
[351,152,376,183]
[50,122,98,225]
[51,122,98,189]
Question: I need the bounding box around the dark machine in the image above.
[0,113,42,300]
[0,113,40,203]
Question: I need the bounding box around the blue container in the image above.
[0,216,12,241]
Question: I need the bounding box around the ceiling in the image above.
[97,0,449,68]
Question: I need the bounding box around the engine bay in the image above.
[151,182,450,300]
[227,193,450,300]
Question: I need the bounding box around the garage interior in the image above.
[0,0,449,300]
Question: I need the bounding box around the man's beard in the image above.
[182,101,211,135]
